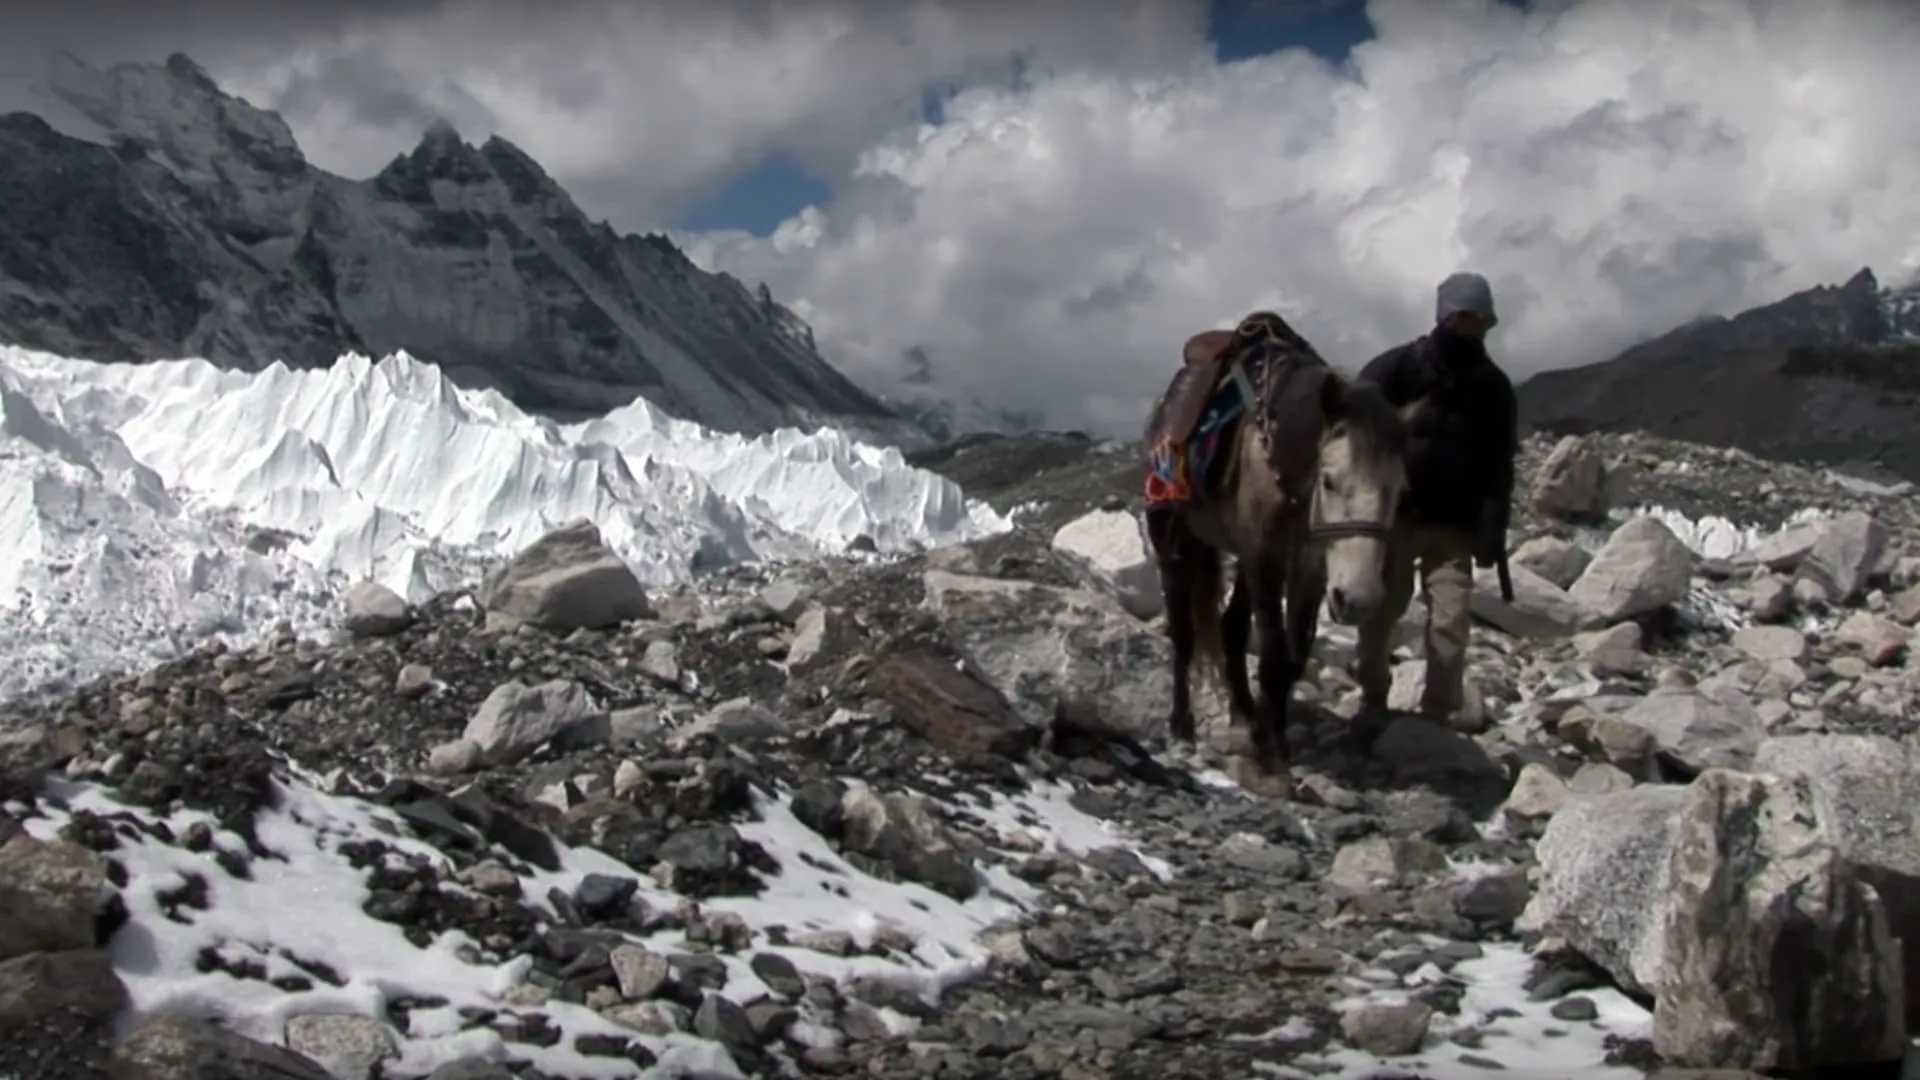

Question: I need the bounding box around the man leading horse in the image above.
[1352,271,1520,724]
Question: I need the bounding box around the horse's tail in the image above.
[1187,545,1228,697]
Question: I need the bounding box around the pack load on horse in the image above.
[1140,311,1418,778]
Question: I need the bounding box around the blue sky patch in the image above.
[673,0,1513,235]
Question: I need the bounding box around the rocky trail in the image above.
[5,429,1920,1080]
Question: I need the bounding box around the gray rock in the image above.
[611,944,673,1000]
[1752,734,1920,1026]
[1570,515,1696,623]
[283,1014,400,1078]
[1799,511,1887,603]
[480,520,652,632]
[638,639,681,685]
[839,785,980,901]
[0,836,112,962]
[785,605,855,670]
[1749,522,1821,572]
[1729,625,1808,663]
[1521,784,1691,996]
[0,947,128,1028]
[1511,535,1592,590]
[1529,434,1611,520]
[1654,769,1904,1069]
[1327,836,1446,893]
[1050,509,1163,621]
[1340,999,1433,1056]
[921,570,1171,739]
[338,581,412,638]
[1471,563,1591,639]
[112,1015,334,1080]
[1620,689,1766,774]
[462,678,602,766]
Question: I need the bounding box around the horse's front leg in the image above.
[1220,565,1257,724]
[1283,560,1325,694]
[1244,555,1294,776]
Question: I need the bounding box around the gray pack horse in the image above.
[1141,311,1415,776]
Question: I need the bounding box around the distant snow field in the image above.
[0,346,1011,700]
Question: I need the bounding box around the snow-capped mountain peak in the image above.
[0,52,922,443]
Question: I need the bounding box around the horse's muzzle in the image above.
[1324,585,1378,627]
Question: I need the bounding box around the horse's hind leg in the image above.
[1220,565,1257,723]
[1148,511,1199,745]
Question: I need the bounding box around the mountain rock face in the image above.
[1518,268,1920,482]
[0,52,914,439]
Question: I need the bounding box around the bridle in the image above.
[1309,518,1393,544]
[1304,430,1399,547]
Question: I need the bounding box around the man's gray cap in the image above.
[1435,271,1497,327]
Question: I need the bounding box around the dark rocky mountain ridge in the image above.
[1518,267,1920,482]
[0,51,918,441]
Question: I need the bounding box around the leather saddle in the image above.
[1155,328,1259,449]
[1181,329,1236,367]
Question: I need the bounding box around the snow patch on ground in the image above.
[11,771,1145,1079]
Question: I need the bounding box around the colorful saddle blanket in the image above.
[1143,376,1249,509]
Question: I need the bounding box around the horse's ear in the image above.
[1319,372,1347,419]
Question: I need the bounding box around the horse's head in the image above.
[1308,375,1416,626]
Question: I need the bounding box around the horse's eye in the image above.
[1320,473,1335,492]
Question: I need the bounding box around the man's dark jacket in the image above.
[1356,330,1518,555]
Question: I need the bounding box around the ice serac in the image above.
[0,52,921,443]
[0,344,1011,702]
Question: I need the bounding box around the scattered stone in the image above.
[340,580,414,638]
[0,424,1914,1080]
[479,519,653,631]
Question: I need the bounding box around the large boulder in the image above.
[0,835,114,962]
[459,679,604,768]
[1529,434,1611,521]
[1618,690,1768,775]
[1519,784,1691,995]
[1569,516,1696,624]
[1472,563,1593,639]
[1050,509,1162,621]
[338,580,413,638]
[1797,511,1886,603]
[922,570,1172,740]
[1752,734,1920,1027]
[1654,769,1904,1070]
[480,519,652,632]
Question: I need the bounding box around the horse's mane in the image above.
[1328,375,1410,473]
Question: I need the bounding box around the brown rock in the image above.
[872,650,1039,759]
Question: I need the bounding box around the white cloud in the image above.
[194,0,1209,223]
[685,0,1920,434]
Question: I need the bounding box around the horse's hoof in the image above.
[1227,756,1296,800]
